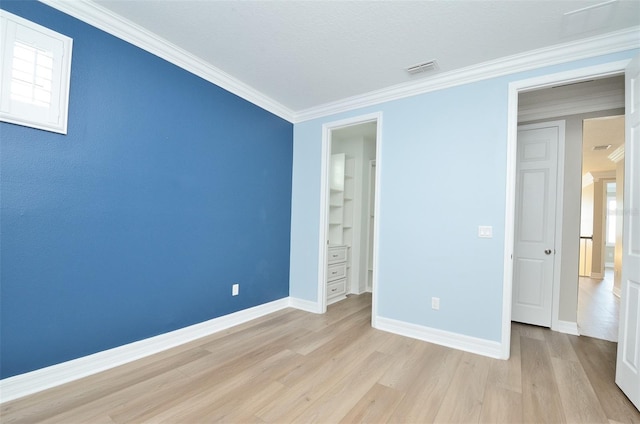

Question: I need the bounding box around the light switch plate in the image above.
[478,226,493,238]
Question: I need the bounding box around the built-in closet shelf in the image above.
[327,152,354,305]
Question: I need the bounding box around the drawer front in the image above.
[327,262,347,282]
[327,246,347,264]
[327,278,346,299]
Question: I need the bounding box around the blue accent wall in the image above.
[0,1,293,378]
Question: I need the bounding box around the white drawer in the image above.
[327,245,347,264]
[327,262,347,282]
[327,278,346,299]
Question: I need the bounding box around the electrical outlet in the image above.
[232,283,239,296]
[432,297,440,310]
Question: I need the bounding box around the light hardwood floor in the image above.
[578,268,620,342]
[2,293,638,423]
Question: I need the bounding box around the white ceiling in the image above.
[90,0,640,113]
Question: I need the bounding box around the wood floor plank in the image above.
[37,368,187,424]
[377,338,431,392]
[485,329,522,394]
[551,356,609,423]
[513,322,546,341]
[479,385,523,424]
[214,380,290,423]
[520,336,567,423]
[569,335,640,424]
[143,349,303,423]
[339,383,404,424]
[108,330,308,423]
[433,352,492,423]
[385,344,462,423]
[282,350,392,423]
[0,347,209,424]
[544,327,580,362]
[257,324,390,422]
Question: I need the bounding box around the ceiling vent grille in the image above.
[592,144,612,151]
[406,60,438,75]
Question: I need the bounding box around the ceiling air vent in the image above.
[592,144,612,151]
[406,60,438,75]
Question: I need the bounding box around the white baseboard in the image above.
[374,316,502,359]
[613,286,621,298]
[553,320,580,336]
[591,272,604,279]
[288,297,322,313]
[0,298,290,403]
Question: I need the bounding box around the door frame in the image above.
[318,112,383,323]
[501,59,631,359]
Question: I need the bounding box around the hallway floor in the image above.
[578,268,620,342]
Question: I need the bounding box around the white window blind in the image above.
[0,10,72,134]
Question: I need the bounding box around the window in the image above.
[0,10,72,134]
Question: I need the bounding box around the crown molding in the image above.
[294,27,640,123]
[583,172,594,187]
[591,170,617,181]
[37,0,295,122]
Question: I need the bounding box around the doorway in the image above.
[577,117,625,341]
[318,113,381,320]
[511,77,625,337]
[501,60,630,360]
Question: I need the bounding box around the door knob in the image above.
[544,249,552,255]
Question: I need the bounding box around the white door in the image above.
[512,122,563,327]
[616,54,640,410]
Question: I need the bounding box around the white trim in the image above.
[590,170,617,181]
[370,117,383,328]
[554,320,580,336]
[501,83,519,360]
[591,272,605,279]
[319,113,382,320]
[288,297,322,314]
[295,28,640,123]
[36,0,295,122]
[613,286,622,298]
[503,58,632,361]
[0,298,290,403]
[552,120,567,335]
[375,316,502,359]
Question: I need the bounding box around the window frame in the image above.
[0,10,73,134]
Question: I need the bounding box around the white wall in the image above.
[581,183,594,237]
